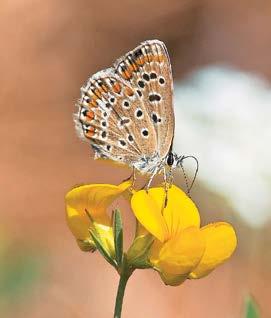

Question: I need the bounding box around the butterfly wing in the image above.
[75,68,158,165]
[75,40,174,169]
[114,39,174,159]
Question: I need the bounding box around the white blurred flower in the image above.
[174,66,271,227]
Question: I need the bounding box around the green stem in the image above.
[114,271,131,318]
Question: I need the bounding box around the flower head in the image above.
[65,180,237,287]
[131,185,237,286]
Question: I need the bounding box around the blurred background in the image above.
[1,0,270,317]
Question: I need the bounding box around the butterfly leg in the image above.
[163,166,174,207]
[142,167,158,192]
[163,167,169,207]
[131,166,136,188]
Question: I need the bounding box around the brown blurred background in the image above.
[1,0,271,317]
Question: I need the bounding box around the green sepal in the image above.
[76,238,96,252]
[89,229,117,270]
[112,209,123,267]
[244,295,260,318]
[127,234,154,269]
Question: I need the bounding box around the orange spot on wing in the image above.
[135,57,144,66]
[143,56,150,63]
[124,86,134,96]
[85,126,95,138]
[153,55,165,63]
[127,63,138,73]
[135,54,165,65]
[113,82,122,94]
[86,110,94,120]
[122,69,132,80]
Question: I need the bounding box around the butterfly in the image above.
[75,39,197,190]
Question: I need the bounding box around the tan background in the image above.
[1,0,271,317]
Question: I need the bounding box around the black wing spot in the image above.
[137,90,142,97]
[123,100,130,108]
[142,129,149,137]
[136,109,143,118]
[159,77,165,85]
[119,140,126,147]
[149,94,161,102]
[134,48,143,58]
[128,134,134,142]
[120,118,130,126]
[143,73,150,81]
[101,131,107,139]
[152,113,158,123]
[138,80,145,88]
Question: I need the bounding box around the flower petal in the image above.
[189,222,237,279]
[65,198,91,240]
[163,185,201,237]
[150,227,205,277]
[159,272,188,286]
[65,181,131,240]
[131,190,168,242]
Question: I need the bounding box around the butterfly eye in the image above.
[167,153,174,166]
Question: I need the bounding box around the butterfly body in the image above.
[75,40,180,177]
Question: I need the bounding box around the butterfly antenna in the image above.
[179,161,190,196]
[178,155,199,195]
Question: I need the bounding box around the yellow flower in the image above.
[65,181,131,254]
[131,185,237,286]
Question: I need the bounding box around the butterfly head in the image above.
[166,152,185,169]
[166,153,199,194]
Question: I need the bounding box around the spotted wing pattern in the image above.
[75,40,174,169]
[75,69,157,164]
[114,40,174,158]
